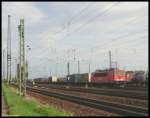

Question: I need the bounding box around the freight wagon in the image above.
[47,76,58,82]
[76,73,89,83]
[67,74,80,83]
[67,73,90,83]
[126,71,148,87]
[34,78,50,83]
[132,71,147,82]
[57,77,68,82]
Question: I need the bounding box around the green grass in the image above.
[2,84,72,116]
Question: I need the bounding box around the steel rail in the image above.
[27,86,148,116]
[35,84,148,100]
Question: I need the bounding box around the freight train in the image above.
[30,68,148,88]
[33,68,142,84]
[65,68,130,83]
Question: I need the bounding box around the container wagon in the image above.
[67,73,90,83]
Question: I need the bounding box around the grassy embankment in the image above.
[2,84,71,116]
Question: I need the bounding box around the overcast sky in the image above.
[2,2,148,79]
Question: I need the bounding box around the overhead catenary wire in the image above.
[95,33,147,51]
[59,2,147,50]
[26,23,146,61]
[42,15,147,56]
[48,2,120,45]
[29,2,146,57]
[67,2,120,36]
[75,17,144,46]
[13,3,148,78]
[78,28,147,55]
[52,3,93,35]
[28,30,148,72]
[49,2,114,36]
[79,35,146,62]
[67,3,93,25]
[53,1,145,41]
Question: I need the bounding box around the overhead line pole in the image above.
[18,18,26,96]
[67,49,70,82]
[88,63,90,73]
[78,60,80,74]
[3,50,5,81]
[18,22,22,95]
[109,50,112,69]
[26,45,30,80]
[7,15,11,84]
[15,59,17,82]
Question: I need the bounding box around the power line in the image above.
[26,28,147,70]
[68,3,93,25]
[95,33,147,50]
[105,16,146,35]
[35,13,146,56]
[67,2,120,35]
[30,2,146,57]
[52,3,93,35]
[47,2,120,45]
[110,35,148,49]
[81,28,147,53]
[29,32,145,72]
[21,3,148,75]
[78,35,146,61]
[94,29,147,49]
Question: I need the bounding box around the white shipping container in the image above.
[52,76,58,82]
[88,73,91,82]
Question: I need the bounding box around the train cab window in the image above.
[94,73,108,77]
[115,71,125,75]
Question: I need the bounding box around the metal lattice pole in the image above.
[67,49,70,81]
[18,25,21,95]
[7,15,11,84]
[18,19,26,95]
[77,60,80,74]
[26,60,28,80]
[109,50,112,69]
[15,59,18,83]
[17,63,20,94]
[25,60,28,94]
[3,50,5,81]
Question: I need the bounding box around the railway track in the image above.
[10,84,148,116]
[34,84,148,100]
[33,82,148,91]
[26,86,148,116]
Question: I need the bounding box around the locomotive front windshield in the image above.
[93,72,108,77]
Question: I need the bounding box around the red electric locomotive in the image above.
[91,68,131,83]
